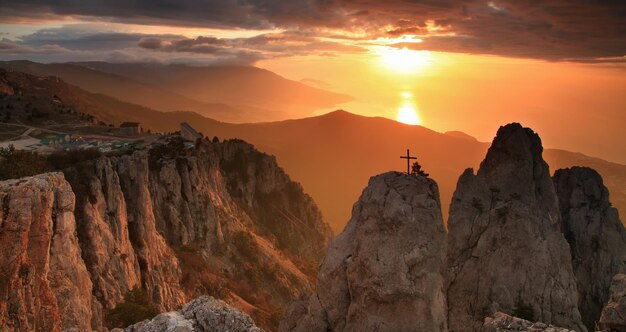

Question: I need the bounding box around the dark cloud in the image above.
[0,0,625,62]
[137,31,366,57]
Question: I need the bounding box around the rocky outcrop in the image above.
[446,123,585,331]
[483,312,575,332]
[554,167,626,329]
[0,137,331,331]
[599,274,626,332]
[0,173,93,332]
[123,296,261,332]
[280,172,448,331]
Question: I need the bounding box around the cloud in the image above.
[0,0,625,62]
[137,30,366,58]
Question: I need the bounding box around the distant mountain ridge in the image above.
[0,60,351,123]
[1,69,623,233]
[73,61,352,117]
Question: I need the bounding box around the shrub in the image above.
[106,288,158,328]
[0,145,50,180]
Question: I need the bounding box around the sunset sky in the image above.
[1,1,625,163]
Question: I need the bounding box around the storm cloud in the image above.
[0,0,625,62]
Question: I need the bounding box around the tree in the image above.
[0,145,50,180]
[411,161,429,177]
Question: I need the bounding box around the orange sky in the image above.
[1,1,625,163]
[260,52,626,164]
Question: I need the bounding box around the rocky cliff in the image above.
[483,312,575,332]
[554,167,626,329]
[0,173,93,332]
[122,296,262,332]
[280,172,447,331]
[0,137,332,331]
[598,274,626,331]
[446,123,585,331]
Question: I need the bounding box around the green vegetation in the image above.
[0,145,104,180]
[0,145,50,180]
[148,136,186,170]
[221,150,249,185]
[106,288,158,328]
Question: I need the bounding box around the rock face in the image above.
[446,123,585,331]
[483,312,575,332]
[0,173,93,332]
[280,172,448,331]
[0,137,332,331]
[124,296,261,332]
[554,167,626,329]
[599,274,626,332]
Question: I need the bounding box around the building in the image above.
[180,122,203,141]
[119,122,141,136]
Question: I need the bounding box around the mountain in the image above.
[2,69,623,234]
[282,124,626,332]
[446,123,584,330]
[73,61,352,117]
[0,137,332,331]
[175,111,626,233]
[281,172,448,331]
[0,60,258,122]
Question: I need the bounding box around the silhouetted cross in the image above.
[400,149,416,174]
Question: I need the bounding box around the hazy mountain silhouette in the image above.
[2,69,622,233]
[72,61,352,117]
[0,60,266,122]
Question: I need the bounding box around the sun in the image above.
[397,104,420,125]
[377,47,431,74]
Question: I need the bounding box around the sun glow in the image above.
[396,92,421,125]
[377,47,431,74]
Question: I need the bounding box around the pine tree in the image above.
[411,161,429,177]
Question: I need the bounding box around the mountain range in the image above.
[1,65,623,233]
[0,61,350,123]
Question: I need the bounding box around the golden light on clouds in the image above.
[377,47,432,74]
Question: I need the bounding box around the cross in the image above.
[400,149,416,174]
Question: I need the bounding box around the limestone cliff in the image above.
[0,173,93,332]
[446,123,585,331]
[280,172,448,331]
[554,167,626,329]
[0,137,332,331]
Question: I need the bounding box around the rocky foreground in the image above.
[1,123,625,332]
[119,296,261,332]
[0,138,332,331]
[281,123,626,332]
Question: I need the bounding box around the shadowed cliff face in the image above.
[0,138,332,332]
[554,167,626,330]
[280,172,448,332]
[446,123,585,331]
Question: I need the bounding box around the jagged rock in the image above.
[280,172,448,331]
[446,123,585,331]
[125,296,261,332]
[554,167,626,329]
[0,137,331,331]
[483,312,575,332]
[599,274,626,332]
[0,173,93,332]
